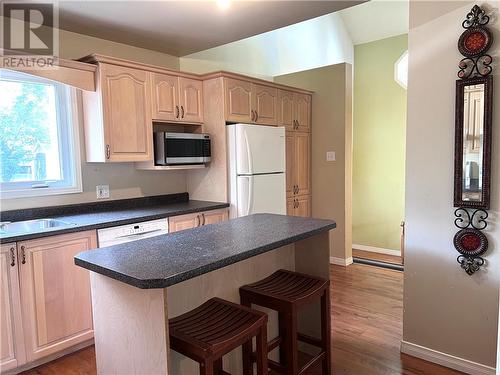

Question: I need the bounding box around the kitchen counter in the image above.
[0,193,229,243]
[75,213,335,375]
[75,213,336,289]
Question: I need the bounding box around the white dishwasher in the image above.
[97,218,169,247]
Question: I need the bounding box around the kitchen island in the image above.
[75,214,336,375]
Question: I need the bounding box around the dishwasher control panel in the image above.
[97,218,169,248]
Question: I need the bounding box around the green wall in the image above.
[352,34,407,251]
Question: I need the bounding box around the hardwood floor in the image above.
[21,264,463,375]
[352,249,403,266]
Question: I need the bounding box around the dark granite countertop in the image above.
[74,214,336,289]
[0,193,229,243]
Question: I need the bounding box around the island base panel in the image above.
[90,273,169,375]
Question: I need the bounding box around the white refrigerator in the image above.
[227,123,286,218]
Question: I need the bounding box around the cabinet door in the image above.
[286,198,295,216]
[224,78,253,123]
[151,73,179,122]
[253,84,278,126]
[285,131,295,198]
[179,77,204,124]
[278,90,295,130]
[294,132,311,196]
[0,244,26,372]
[169,212,201,233]
[294,93,311,132]
[201,209,229,226]
[295,195,311,217]
[18,231,97,362]
[101,64,153,162]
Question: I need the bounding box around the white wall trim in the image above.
[352,243,401,256]
[330,256,353,266]
[400,341,495,375]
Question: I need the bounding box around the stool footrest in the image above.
[298,351,325,375]
[297,333,322,348]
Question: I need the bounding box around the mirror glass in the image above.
[461,83,485,202]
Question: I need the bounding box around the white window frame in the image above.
[0,70,82,199]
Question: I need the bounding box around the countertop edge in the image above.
[0,202,230,244]
[75,221,336,289]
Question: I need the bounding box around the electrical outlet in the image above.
[96,185,110,199]
[326,151,336,162]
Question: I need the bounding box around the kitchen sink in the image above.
[0,219,77,236]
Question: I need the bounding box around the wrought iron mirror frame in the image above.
[452,4,494,275]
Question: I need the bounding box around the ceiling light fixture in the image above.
[216,0,231,10]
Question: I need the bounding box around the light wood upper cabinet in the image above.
[253,84,278,126]
[0,243,26,372]
[294,93,311,132]
[151,74,203,124]
[179,77,204,124]
[278,90,295,130]
[224,78,278,126]
[225,78,253,123]
[18,231,97,362]
[294,132,311,196]
[152,73,179,122]
[83,63,153,162]
[169,209,229,233]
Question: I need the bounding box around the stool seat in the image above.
[170,297,268,374]
[240,269,328,307]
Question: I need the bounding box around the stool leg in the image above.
[242,338,253,375]
[213,358,223,375]
[281,311,299,374]
[256,325,268,375]
[321,289,331,375]
[200,359,214,375]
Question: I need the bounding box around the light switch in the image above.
[326,151,336,162]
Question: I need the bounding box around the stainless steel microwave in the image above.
[154,132,211,165]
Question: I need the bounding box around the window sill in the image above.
[0,185,83,200]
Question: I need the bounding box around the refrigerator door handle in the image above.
[243,130,253,173]
[240,175,254,216]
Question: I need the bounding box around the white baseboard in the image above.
[352,243,401,256]
[400,340,495,375]
[329,256,353,266]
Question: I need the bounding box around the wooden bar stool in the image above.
[169,297,268,375]
[240,269,330,375]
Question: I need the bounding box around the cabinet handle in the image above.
[196,215,200,227]
[10,247,15,267]
[20,245,26,264]
[176,105,180,118]
[296,119,300,129]
[255,111,259,122]
[251,110,255,122]
[181,105,185,119]
[202,213,206,225]
[105,144,110,159]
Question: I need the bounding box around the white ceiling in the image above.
[339,0,409,45]
[51,1,362,56]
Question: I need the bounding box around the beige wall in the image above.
[1,28,186,211]
[403,0,499,370]
[275,64,353,260]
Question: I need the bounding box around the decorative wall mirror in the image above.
[453,5,494,275]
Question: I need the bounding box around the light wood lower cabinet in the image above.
[0,244,26,372]
[169,209,229,233]
[18,231,97,362]
[287,195,311,217]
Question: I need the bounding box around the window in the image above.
[395,50,409,89]
[0,70,81,198]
